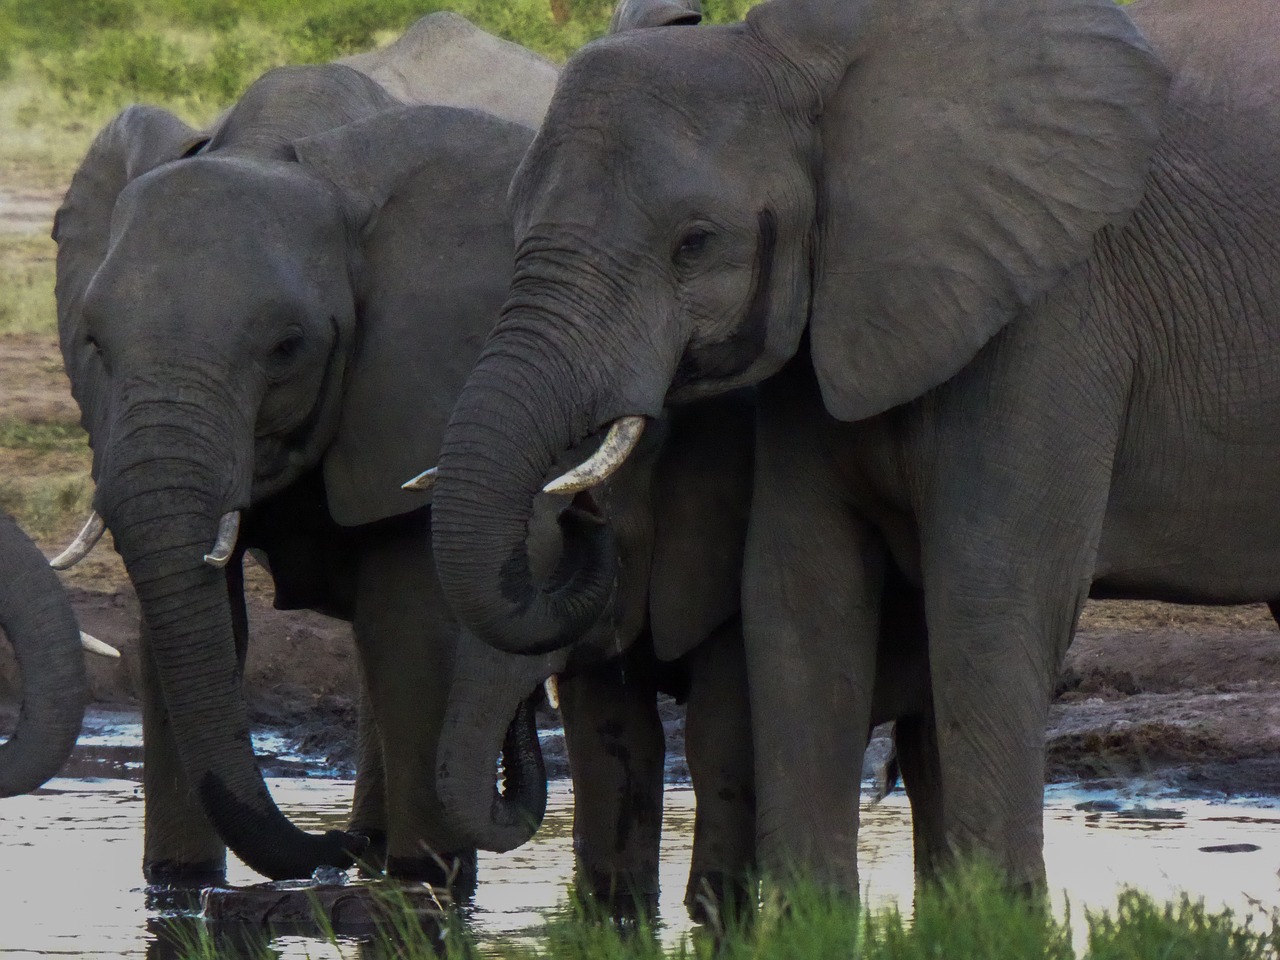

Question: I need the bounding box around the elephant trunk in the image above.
[433,331,617,655]
[437,634,555,852]
[0,513,87,797]
[96,396,357,879]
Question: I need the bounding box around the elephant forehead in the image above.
[115,157,344,251]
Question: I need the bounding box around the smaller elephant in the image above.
[434,392,757,919]
[0,510,89,797]
[52,15,556,885]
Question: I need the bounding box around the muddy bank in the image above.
[4,586,1280,792]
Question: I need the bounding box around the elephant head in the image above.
[431,0,1169,654]
[0,512,87,797]
[54,63,536,878]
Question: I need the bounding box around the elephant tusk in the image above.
[50,512,106,570]
[401,467,437,491]
[542,416,646,495]
[203,511,241,568]
[80,632,121,659]
[543,675,560,711]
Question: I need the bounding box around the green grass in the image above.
[0,418,86,453]
[0,235,55,335]
[166,867,1280,960]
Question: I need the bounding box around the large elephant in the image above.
[0,510,89,797]
[53,16,555,884]
[429,0,1280,893]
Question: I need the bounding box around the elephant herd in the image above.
[4,0,1280,923]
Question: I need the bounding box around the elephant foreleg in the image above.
[559,644,664,918]
[140,555,253,883]
[745,379,883,895]
[683,617,755,922]
[348,684,387,874]
[895,708,946,884]
[352,518,476,892]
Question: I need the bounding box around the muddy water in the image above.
[2,717,1279,957]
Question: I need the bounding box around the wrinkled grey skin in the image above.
[54,16,551,884]
[0,511,86,797]
[431,0,1280,892]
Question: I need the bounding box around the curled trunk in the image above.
[432,340,616,654]
[0,512,87,797]
[98,399,357,878]
[437,632,556,852]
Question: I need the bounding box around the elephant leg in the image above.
[348,684,388,874]
[921,387,1113,887]
[744,410,883,893]
[352,518,476,891]
[895,707,946,884]
[141,557,251,883]
[683,617,755,922]
[560,643,664,917]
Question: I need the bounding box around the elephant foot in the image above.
[349,829,388,877]
[385,849,478,901]
[144,857,227,887]
[573,868,659,922]
[684,871,757,927]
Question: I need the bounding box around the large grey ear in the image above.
[296,106,535,526]
[54,105,207,470]
[750,0,1169,422]
[648,393,753,662]
[610,0,702,32]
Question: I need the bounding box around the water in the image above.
[2,714,1279,957]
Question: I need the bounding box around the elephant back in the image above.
[340,12,559,128]
[1127,0,1280,113]
[201,63,401,160]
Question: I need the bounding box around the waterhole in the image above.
[1,713,1278,957]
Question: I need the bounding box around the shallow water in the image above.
[2,715,1279,957]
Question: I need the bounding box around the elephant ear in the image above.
[648,393,754,662]
[54,105,207,469]
[293,106,535,526]
[750,0,1169,422]
[610,0,702,32]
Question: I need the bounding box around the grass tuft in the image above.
[156,867,1280,960]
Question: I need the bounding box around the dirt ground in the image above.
[4,191,1280,796]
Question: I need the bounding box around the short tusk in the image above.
[50,512,106,570]
[543,675,560,711]
[401,467,436,491]
[80,632,121,659]
[542,416,646,495]
[203,511,241,568]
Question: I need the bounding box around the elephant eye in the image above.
[268,333,304,369]
[673,227,713,264]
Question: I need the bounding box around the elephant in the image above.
[0,510,89,797]
[52,16,556,885]
[52,1,742,893]
[428,0,1280,894]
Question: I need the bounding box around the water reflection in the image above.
[2,744,1279,956]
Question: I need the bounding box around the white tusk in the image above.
[50,512,106,570]
[401,467,436,491]
[203,511,241,568]
[542,416,646,495]
[543,675,560,711]
[80,632,121,659]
